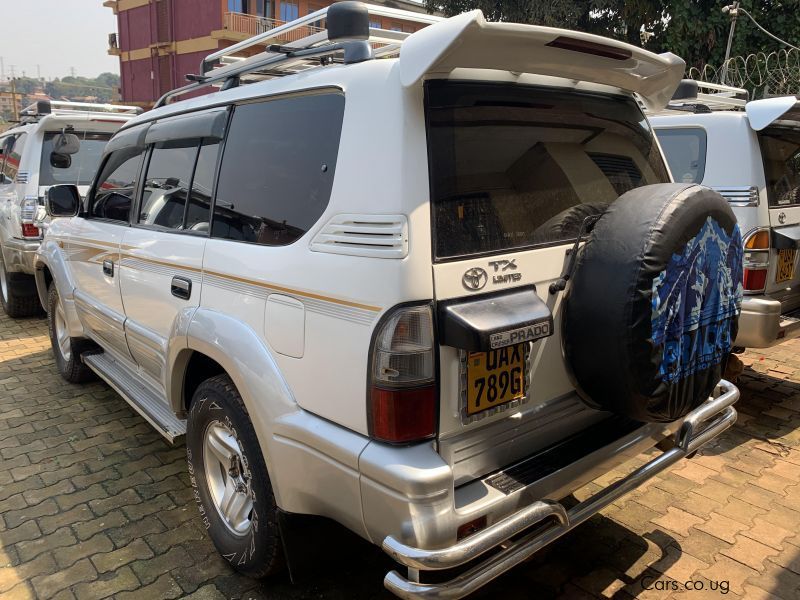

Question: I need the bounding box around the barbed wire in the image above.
[688,47,800,99]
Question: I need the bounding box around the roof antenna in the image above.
[327,1,373,64]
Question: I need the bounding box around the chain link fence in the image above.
[688,48,800,99]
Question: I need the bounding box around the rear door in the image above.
[424,81,673,483]
[119,108,226,394]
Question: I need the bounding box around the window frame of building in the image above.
[228,0,249,13]
[279,0,299,22]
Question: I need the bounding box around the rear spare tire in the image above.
[563,184,743,423]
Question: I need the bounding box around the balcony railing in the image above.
[223,12,324,43]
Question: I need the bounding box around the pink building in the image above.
[105,0,430,108]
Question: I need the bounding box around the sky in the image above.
[0,0,119,81]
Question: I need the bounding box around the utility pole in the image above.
[36,64,41,81]
[8,65,15,79]
[10,77,18,118]
[721,2,740,85]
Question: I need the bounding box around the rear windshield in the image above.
[759,127,800,207]
[425,81,670,260]
[39,131,111,186]
[655,127,707,184]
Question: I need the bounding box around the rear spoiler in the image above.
[399,10,685,110]
[746,96,800,131]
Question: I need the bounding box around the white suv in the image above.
[651,81,800,349]
[35,4,742,597]
[0,101,137,316]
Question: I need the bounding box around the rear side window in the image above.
[425,81,670,260]
[211,92,345,246]
[655,128,707,184]
[39,132,111,186]
[2,133,27,182]
[89,146,146,222]
[759,127,800,207]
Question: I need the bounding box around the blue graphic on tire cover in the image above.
[651,217,743,383]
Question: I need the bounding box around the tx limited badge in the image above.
[462,258,522,291]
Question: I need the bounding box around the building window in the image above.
[255,0,270,17]
[370,19,381,29]
[280,0,298,22]
[228,0,248,13]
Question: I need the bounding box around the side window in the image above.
[139,142,199,229]
[655,128,707,184]
[185,140,220,232]
[211,93,345,246]
[89,146,146,222]
[2,133,26,182]
[0,136,8,184]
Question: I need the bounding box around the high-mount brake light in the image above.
[368,304,437,443]
[742,229,770,293]
[545,36,632,61]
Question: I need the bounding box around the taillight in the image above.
[21,224,40,238]
[742,229,770,293]
[744,229,769,250]
[368,303,437,443]
[20,197,41,239]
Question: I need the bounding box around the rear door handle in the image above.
[171,276,192,300]
[102,259,114,277]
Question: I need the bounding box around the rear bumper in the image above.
[736,296,800,348]
[382,380,739,599]
[1,237,40,275]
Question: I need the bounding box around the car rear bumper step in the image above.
[736,296,800,348]
[382,379,739,599]
[83,352,186,443]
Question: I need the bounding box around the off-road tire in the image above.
[0,256,42,318]
[47,284,95,383]
[187,374,284,578]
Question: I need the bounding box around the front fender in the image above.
[34,238,84,338]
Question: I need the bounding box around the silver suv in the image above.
[35,4,742,598]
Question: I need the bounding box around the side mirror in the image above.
[50,152,72,169]
[46,185,81,217]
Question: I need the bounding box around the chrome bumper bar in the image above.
[383,380,739,599]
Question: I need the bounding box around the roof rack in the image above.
[667,79,749,112]
[155,1,441,108]
[19,99,142,123]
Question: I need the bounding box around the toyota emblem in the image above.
[779,212,787,224]
[462,267,488,291]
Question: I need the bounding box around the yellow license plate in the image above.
[466,344,526,416]
[777,249,797,283]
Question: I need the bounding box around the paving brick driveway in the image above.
[0,310,799,600]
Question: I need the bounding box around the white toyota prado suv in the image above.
[36,4,743,598]
[0,101,137,316]
[651,81,800,350]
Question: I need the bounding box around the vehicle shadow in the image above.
[233,511,682,599]
[702,363,800,457]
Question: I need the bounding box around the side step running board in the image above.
[83,352,186,443]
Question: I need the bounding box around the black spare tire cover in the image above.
[563,184,743,423]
